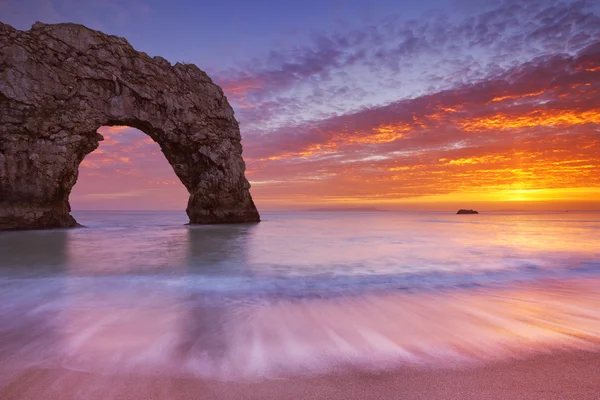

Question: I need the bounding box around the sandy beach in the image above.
[2,275,600,399]
[2,212,600,399]
[1,350,600,399]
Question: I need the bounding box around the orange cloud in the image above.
[71,126,188,210]
[245,67,600,210]
[220,77,262,108]
[99,126,133,134]
[459,109,600,132]
[490,90,546,103]
[223,81,261,96]
[72,47,600,211]
[345,123,412,145]
[441,155,512,165]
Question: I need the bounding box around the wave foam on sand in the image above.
[1,278,600,381]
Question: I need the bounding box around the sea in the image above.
[0,210,599,381]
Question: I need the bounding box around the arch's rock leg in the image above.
[0,22,259,230]
[0,126,99,230]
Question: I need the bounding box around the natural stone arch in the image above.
[0,22,260,230]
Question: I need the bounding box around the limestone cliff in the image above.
[0,21,260,229]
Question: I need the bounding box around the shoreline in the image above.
[2,350,600,399]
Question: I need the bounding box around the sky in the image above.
[2,0,600,211]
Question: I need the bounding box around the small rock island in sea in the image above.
[456,209,479,214]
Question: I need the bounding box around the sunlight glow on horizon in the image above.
[69,114,600,211]
[66,2,600,213]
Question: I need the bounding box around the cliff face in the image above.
[0,22,259,230]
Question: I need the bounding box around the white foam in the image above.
[2,276,600,381]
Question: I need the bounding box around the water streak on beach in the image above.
[0,211,599,383]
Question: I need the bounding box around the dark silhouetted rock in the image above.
[0,22,259,230]
[456,209,479,214]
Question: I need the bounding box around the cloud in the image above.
[70,126,188,210]
[217,0,600,135]
[80,190,152,200]
[7,0,598,209]
[241,40,600,206]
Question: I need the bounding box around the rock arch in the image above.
[0,22,260,230]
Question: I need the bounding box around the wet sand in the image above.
[2,350,600,399]
[3,278,600,399]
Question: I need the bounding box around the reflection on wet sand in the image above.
[186,224,256,273]
[1,212,600,398]
[2,273,600,398]
[50,226,254,374]
[195,279,600,378]
[0,230,70,274]
[0,230,70,381]
[1,278,600,381]
[180,226,254,372]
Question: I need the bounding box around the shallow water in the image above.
[0,210,599,380]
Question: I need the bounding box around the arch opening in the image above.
[70,126,188,215]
